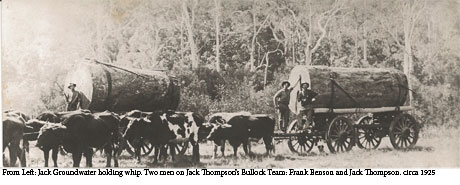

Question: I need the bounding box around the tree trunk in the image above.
[305,0,313,65]
[182,1,199,69]
[404,35,413,105]
[402,2,415,106]
[249,0,257,72]
[214,0,221,72]
[403,15,411,76]
[362,1,368,66]
[179,18,185,66]
[250,39,256,71]
[288,65,409,113]
[64,61,180,112]
[291,29,295,66]
[354,26,359,67]
[362,27,367,65]
[304,47,311,66]
[96,1,105,62]
[263,53,269,89]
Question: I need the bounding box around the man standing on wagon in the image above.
[296,82,318,132]
[273,80,294,132]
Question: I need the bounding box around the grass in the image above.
[5,126,459,168]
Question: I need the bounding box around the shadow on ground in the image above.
[377,146,435,153]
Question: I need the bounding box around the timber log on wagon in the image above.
[274,65,420,154]
[63,60,182,156]
[64,60,180,112]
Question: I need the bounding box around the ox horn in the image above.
[142,117,151,123]
[221,123,232,128]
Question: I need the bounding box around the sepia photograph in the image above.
[1,0,459,169]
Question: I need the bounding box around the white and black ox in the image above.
[206,113,275,158]
[123,110,204,163]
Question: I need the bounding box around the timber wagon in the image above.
[275,65,420,154]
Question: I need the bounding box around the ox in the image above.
[205,112,250,158]
[246,114,275,154]
[164,111,205,162]
[36,111,120,167]
[23,110,91,167]
[2,111,29,167]
[122,110,204,163]
[34,121,65,167]
[123,113,174,163]
[207,115,250,158]
[206,114,275,158]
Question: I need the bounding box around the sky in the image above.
[2,0,100,114]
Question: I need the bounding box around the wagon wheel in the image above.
[139,140,155,156]
[125,139,155,156]
[389,113,419,149]
[117,138,131,156]
[287,120,315,154]
[326,116,356,153]
[116,130,130,156]
[174,141,189,155]
[355,115,383,149]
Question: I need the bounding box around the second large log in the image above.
[288,65,409,114]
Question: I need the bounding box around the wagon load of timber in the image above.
[288,65,409,114]
[63,61,180,112]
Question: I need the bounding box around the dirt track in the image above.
[7,126,459,168]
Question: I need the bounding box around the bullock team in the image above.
[2,109,275,167]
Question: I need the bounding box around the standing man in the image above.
[65,83,82,111]
[296,82,318,132]
[273,80,293,132]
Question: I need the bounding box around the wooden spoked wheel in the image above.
[389,113,420,149]
[174,141,189,155]
[326,116,356,153]
[287,120,315,154]
[356,115,383,149]
[125,139,155,156]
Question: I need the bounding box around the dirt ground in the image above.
[5,126,459,168]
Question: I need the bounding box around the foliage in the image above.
[177,68,289,118]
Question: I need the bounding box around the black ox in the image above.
[36,111,121,167]
[2,111,29,167]
[25,110,91,167]
[206,114,275,158]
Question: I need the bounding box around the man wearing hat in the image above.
[273,80,295,132]
[296,82,318,132]
[65,83,82,111]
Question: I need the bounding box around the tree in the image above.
[248,0,272,71]
[277,0,345,65]
[182,0,200,69]
[378,0,426,104]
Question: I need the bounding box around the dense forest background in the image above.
[2,0,459,127]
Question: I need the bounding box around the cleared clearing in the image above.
[4,126,459,168]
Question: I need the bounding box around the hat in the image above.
[301,82,310,88]
[68,83,76,88]
[281,81,290,87]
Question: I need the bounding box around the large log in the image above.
[288,65,409,114]
[63,61,180,112]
